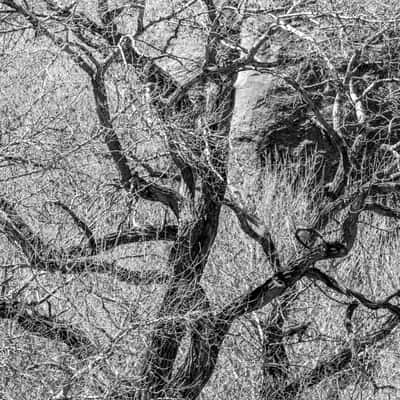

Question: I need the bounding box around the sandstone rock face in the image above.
[233,71,276,137]
[228,32,287,191]
[229,14,400,191]
[228,19,381,191]
[229,71,278,189]
[229,30,339,190]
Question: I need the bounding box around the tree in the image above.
[1,0,400,399]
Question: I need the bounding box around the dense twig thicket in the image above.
[1,1,400,399]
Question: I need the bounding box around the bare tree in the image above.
[1,1,400,399]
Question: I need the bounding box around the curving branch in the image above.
[0,198,48,262]
[0,197,174,285]
[2,1,96,75]
[223,196,281,270]
[38,259,170,285]
[167,238,349,400]
[3,1,184,217]
[1,259,170,285]
[305,267,400,317]
[0,300,96,358]
[97,0,125,26]
[66,224,178,256]
[225,186,365,399]
[364,202,400,219]
[54,201,96,252]
[222,242,348,322]
[202,0,218,23]
[91,72,182,217]
[284,315,399,396]
[168,192,367,399]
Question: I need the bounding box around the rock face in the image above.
[229,70,277,189]
[166,9,400,193]
[230,23,400,188]
[230,30,340,190]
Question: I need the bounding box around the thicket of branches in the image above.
[1,1,400,399]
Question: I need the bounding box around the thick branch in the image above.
[3,259,169,285]
[0,199,173,285]
[45,259,170,285]
[222,243,347,322]
[223,196,281,270]
[54,201,96,252]
[0,300,96,358]
[0,198,48,262]
[284,315,399,395]
[66,224,178,256]
[364,202,400,219]
[3,1,96,75]
[91,73,182,216]
[305,267,400,317]
[3,3,184,216]
[168,194,365,398]
[168,240,349,399]
[202,0,217,23]
[165,131,197,200]
[138,29,239,396]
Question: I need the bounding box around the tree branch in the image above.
[284,315,399,395]
[223,196,281,270]
[364,202,400,219]
[305,267,400,317]
[202,0,217,23]
[54,201,96,252]
[167,237,349,399]
[0,198,173,285]
[168,197,363,399]
[65,224,178,256]
[0,300,96,358]
[0,198,48,262]
[91,73,182,217]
